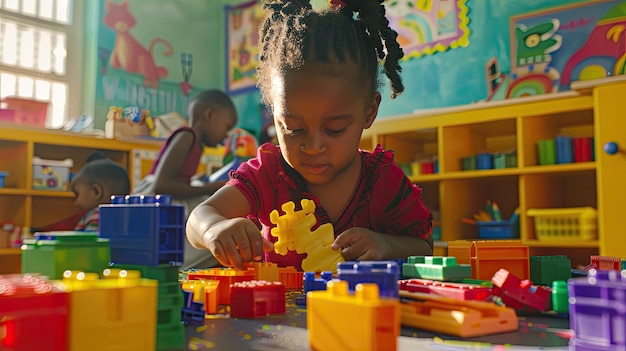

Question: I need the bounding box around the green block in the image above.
[158,305,183,326]
[461,156,477,170]
[461,278,493,287]
[21,232,110,279]
[403,256,471,281]
[112,263,180,282]
[551,280,569,314]
[157,323,186,351]
[158,291,184,312]
[530,255,572,286]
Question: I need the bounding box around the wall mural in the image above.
[386,0,470,59]
[225,0,264,95]
[485,0,626,101]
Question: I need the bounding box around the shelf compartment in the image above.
[439,175,519,242]
[520,109,594,167]
[520,171,597,242]
[0,196,27,227]
[441,119,517,173]
[30,196,80,229]
[380,129,439,176]
[359,136,374,152]
[33,143,128,174]
[0,140,28,189]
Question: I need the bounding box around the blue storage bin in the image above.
[477,215,520,239]
[0,171,7,188]
[433,160,439,174]
[556,136,574,164]
[99,201,185,266]
[476,153,493,170]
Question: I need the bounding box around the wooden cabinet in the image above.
[0,123,162,230]
[361,79,626,266]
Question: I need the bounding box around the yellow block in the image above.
[58,270,158,351]
[307,281,399,351]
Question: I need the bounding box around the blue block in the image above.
[99,198,185,266]
[476,153,493,170]
[303,271,335,294]
[337,261,400,298]
[556,136,574,164]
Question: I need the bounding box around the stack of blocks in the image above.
[100,195,186,351]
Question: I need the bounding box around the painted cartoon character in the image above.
[103,0,174,88]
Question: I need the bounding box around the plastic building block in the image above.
[447,240,472,265]
[269,199,316,255]
[568,269,626,351]
[181,279,220,315]
[402,256,471,282]
[470,240,529,280]
[156,323,186,351]
[292,211,344,272]
[244,261,280,282]
[461,278,493,287]
[187,268,255,305]
[111,263,180,282]
[307,281,400,351]
[59,270,158,351]
[278,266,303,291]
[399,278,492,301]
[491,268,551,312]
[181,289,205,325]
[21,232,110,279]
[0,274,69,351]
[230,280,286,319]
[99,195,185,266]
[529,255,572,286]
[303,271,335,293]
[399,290,518,337]
[337,261,400,298]
[590,255,623,271]
[551,280,569,314]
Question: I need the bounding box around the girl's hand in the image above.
[203,217,274,268]
[331,227,391,261]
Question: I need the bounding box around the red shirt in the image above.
[150,126,203,183]
[227,143,433,270]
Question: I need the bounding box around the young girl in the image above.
[136,89,238,200]
[186,0,433,270]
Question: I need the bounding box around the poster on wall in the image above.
[225,0,264,95]
[386,0,470,60]
[486,0,625,101]
[95,0,212,129]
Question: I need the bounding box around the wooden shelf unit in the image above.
[0,123,162,230]
[361,80,626,266]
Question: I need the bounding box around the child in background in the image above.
[134,89,238,200]
[71,154,130,231]
[186,0,433,270]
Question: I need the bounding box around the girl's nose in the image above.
[299,133,327,154]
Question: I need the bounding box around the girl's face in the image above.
[72,179,103,211]
[270,64,380,186]
[200,106,238,147]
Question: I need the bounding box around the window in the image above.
[0,0,82,128]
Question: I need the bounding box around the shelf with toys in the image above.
[361,78,626,265]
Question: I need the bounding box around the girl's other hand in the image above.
[331,227,391,261]
[203,217,274,268]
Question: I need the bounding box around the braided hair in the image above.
[257,0,405,107]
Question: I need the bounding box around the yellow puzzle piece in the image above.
[269,199,316,255]
[293,212,344,272]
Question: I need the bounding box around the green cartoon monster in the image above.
[515,19,562,66]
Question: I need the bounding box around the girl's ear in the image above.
[91,183,104,200]
[364,92,381,129]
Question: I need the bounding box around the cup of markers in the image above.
[462,201,520,239]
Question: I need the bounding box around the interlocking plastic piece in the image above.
[229,280,286,319]
[470,240,530,280]
[181,280,220,315]
[399,278,492,301]
[269,199,316,255]
[181,290,205,325]
[21,231,110,279]
[292,212,344,272]
[402,256,471,282]
[529,256,572,286]
[303,271,335,294]
[59,270,158,351]
[244,261,280,282]
[187,268,255,305]
[307,281,400,351]
[278,266,304,291]
[337,261,400,298]
[551,280,569,314]
[112,263,180,283]
[0,274,69,351]
[590,255,623,271]
[568,269,626,351]
[100,195,185,266]
[399,290,518,337]
[491,268,551,312]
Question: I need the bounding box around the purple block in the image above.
[337,261,400,298]
[568,269,626,351]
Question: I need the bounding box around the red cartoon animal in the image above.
[104,0,173,88]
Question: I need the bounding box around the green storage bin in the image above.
[493,151,517,169]
[537,139,556,165]
[21,231,110,279]
[461,156,477,171]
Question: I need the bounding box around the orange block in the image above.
[278,266,303,291]
[187,268,255,305]
[470,240,529,280]
[447,240,472,265]
[307,281,399,351]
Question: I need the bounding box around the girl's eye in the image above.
[325,128,345,136]
[281,124,303,136]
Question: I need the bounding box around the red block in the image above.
[574,137,592,162]
[421,162,435,174]
[399,279,492,301]
[230,280,286,319]
[590,255,622,271]
[491,269,551,312]
[0,274,69,351]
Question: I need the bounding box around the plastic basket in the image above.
[2,97,48,128]
[527,207,597,241]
